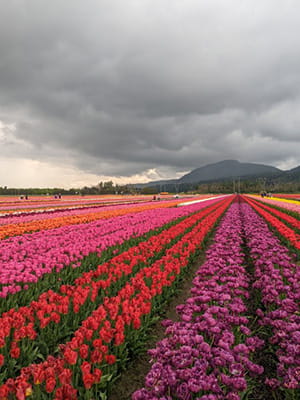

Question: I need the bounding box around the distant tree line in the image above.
[0,186,76,196]
[0,181,137,196]
[80,181,137,195]
[138,177,300,194]
[0,176,299,196]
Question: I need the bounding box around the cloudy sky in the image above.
[1,0,300,188]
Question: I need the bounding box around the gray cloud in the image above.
[1,0,300,186]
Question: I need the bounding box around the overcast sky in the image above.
[1,0,300,188]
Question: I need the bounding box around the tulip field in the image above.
[0,194,299,399]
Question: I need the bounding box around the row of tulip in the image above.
[0,199,120,214]
[248,195,300,216]
[0,196,233,398]
[266,195,300,204]
[242,195,300,393]
[0,195,153,212]
[133,199,264,400]
[0,194,198,216]
[0,197,224,300]
[0,197,227,381]
[0,196,214,227]
[273,194,300,200]
[0,199,187,240]
[246,197,300,231]
[241,199,300,392]
[243,196,300,251]
[0,194,187,218]
[0,198,155,223]
[1,210,210,316]
[134,197,300,399]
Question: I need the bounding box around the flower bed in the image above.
[246,197,300,228]
[0,200,150,224]
[0,197,224,299]
[0,198,225,379]
[134,197,300,399]
[248,195,300,215]
[243,196,300,250]
[0,197,232,399]
[241,200,300,392]
[133,200,264,400]
[0,199,186,239]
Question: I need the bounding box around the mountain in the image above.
[178,160,281,184]
[136,160,284,188]
[284,165,300,181]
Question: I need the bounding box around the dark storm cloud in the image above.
[1,0,300,183]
